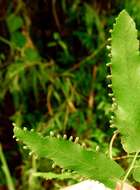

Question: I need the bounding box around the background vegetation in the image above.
[0,0,140,189]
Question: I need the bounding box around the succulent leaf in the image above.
[110,10,140,153]
[14,127,124,188]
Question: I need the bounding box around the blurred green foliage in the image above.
[0,0,140,189]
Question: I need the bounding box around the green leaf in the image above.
[14,127,124,188]
[132,160,140,182]
[7,14,23,33]
[74,31,94,50]
[133,167,140,182]
[24,48,40,61]
[6,61,25,79]
[109,10,140,153]
[11,32,26,48]
[84,3,95,35]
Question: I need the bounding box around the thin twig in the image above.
[121,151,139,190]
[67,41,107,72]
[0,144,15,190]
[52,0,61,31]
[109,130,119,160]
[113,155,129,160]
[0,36,12,48]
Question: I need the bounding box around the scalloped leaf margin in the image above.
[109,10,140,153]
[14,127,124,188]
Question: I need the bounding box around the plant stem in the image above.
[109,130,119,160]
[67,41,107,72]
[0,36,12,48]
[32,154,37,171]
[121,151,139,190]
[0,144,15,190]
